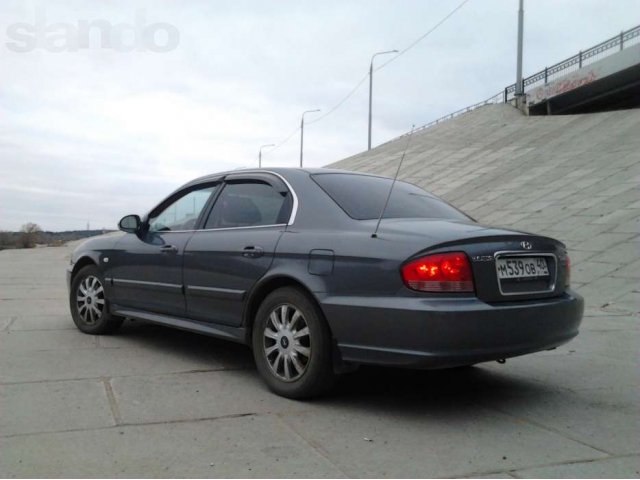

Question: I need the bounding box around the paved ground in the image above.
[0,240,638,478]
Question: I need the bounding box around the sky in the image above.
[0,0,637,231]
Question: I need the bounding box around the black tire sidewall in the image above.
[252,287,333,399]
[69,265,119,334]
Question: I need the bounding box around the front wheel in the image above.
[70,265,123,335]
[252,287,335,399]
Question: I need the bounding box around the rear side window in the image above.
[311,173,470,221]
[204,181,291,229]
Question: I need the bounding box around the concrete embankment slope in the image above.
[329,104,640,312]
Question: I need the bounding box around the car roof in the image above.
[186,167,389,186]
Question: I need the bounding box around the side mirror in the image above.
[118,214,141,233]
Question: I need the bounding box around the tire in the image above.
[252,287,335,399]
[69,265,123,335]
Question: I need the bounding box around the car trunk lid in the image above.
[375,219,569,302]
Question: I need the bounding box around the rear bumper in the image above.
[319,290,584,369]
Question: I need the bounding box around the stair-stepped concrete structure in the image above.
[329,104,640,314]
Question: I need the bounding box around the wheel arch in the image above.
[243,274,330,344]
[71,255,99,282]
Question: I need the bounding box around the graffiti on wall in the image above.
[529,70,598,104]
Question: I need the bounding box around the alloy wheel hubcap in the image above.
[263,304,311,382]
[76,275,105,325]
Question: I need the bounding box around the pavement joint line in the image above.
[5,326,76,332]
[1,341,255,354]
[0,366,253,386]
[0,346,107,353]
[102,377,122,426]
[274,412,350,479]
[456,454,636,479]
[11,328,77,332]
[3,316,17,332]
[505,452,640,478]
[0,411,261,440]
[0,297,62,300]
[476,400,615,457]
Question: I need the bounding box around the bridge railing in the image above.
[504,24,640,101]
[395,91,504,139]
[392,24,640,142]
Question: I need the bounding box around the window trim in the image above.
[202,180,291,230]
[146,182,222,233]
[150,171,297,233]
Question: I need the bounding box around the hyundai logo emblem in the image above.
[521,241,533,250]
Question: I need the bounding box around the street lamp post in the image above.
[368,49,398,150]
[515,0,525,101]
[300,109,320,168]
[258,143,275,168]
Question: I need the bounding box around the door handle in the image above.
[160,245,178,253]
[242,246,264,258]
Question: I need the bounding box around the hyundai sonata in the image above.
[67,168,584,398]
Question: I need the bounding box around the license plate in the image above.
[496,257,549,279]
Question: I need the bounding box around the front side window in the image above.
[148,185,218,232]
[204,181,291,229]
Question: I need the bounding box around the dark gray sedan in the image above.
[67,168,584,398]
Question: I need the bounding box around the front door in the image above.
[183,176,292,326]
[109,184,219,316]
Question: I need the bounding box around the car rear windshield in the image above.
[311,173,470,221]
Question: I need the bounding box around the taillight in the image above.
[401,252,474,293]
[564,255,571,287]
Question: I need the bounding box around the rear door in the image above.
[183,173,293,326]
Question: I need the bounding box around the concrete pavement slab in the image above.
[565,325,639,356]
[572,233,636,253]
[613,216,640,233]
[281,396,606,478]
[8,314,75,331]
[0,415,347,478]
[574,277,637,309]
[0,329,97,352]
[573,260,625,285]
[111,370,303,425]
[0,343,229,384]
[481,352,636,394]
[581,312,638,331]
[610,258,640,279]
[465,474,515,479]
[476,385,639,455]
[1,379,114,436]
[0,287,68,300]
[0,316,14,331]
[512,454,640,478]
[609,291,640,315]
[0,299,70,316]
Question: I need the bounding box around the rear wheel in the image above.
[252,287,334,398]
[70,265,123,334]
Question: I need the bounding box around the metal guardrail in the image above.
[396,91,504,138]
[504,24,640,101]
[393,25,640,141]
